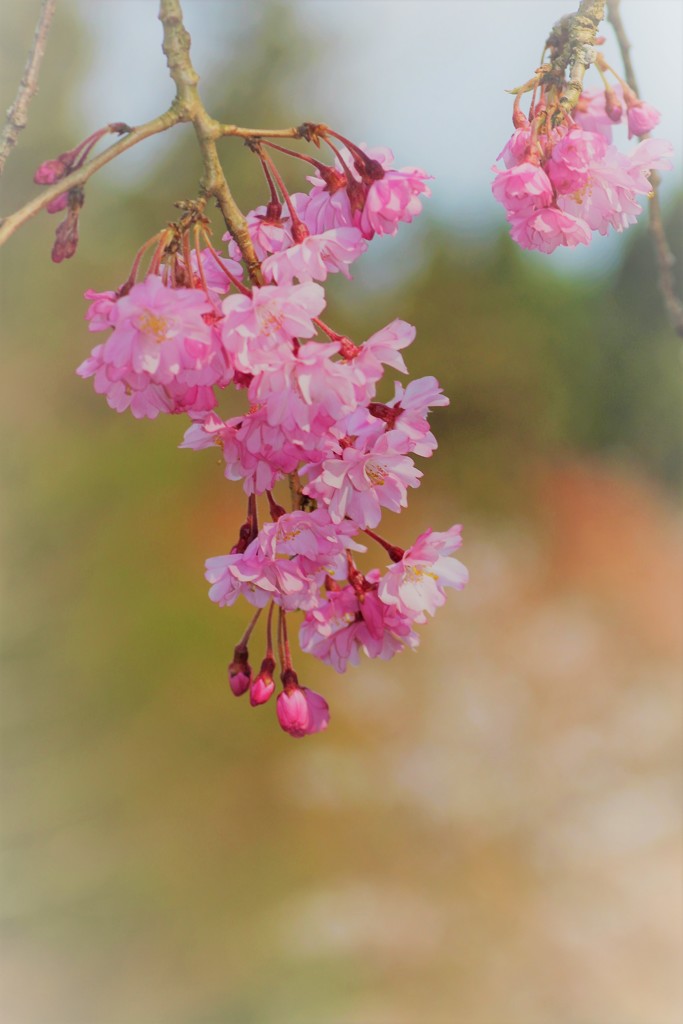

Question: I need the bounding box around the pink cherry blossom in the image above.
[256,509,363,580]
[225,205,294,262]
[261,227,367,286]
[358,165,432,240]
[276,684,330,737]
[77,342,218,419]
[574,86,624,140]
[219,282,326,374]
[496,127,535,168]
[205,543,318,613]
[181,409,303,494]
[491,162,554,216]
[546,129,608,195]
[295,183,354,233]
[84,288,117,330]
[250,657,276,705]
[508,206,592,253]
[376,375,448,457]
[557,139,672,237]
[304,432,423,529]
[342,319,414,402]
[102,275,227,385]
[248,339,358,436]
[378,525,469,623]
[299,578,419,673]
[623,88,661,139]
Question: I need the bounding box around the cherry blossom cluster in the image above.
[73,125,468,737]
[493,43,672,253]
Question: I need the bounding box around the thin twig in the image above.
[0,0,57,176]
[607,0,683,337]
[606,0,638,92]
[0,110,182,247]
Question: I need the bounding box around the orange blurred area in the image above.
[1,3,682,1023]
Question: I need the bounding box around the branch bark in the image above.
[158,0,261,280]
[0,111,182,247]
[607,0,683,338]
[0,0,57,177]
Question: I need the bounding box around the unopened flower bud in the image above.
[276,671,330,737]
[626,99,661,138]
[604,86,623,123]
[228,643,251,696]
[34,157,68,184]
[46,192,69,215]
[250,656,276,706]
[51,189,84,263]
[512,108,530,130]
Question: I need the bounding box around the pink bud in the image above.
[34,158,68,184]
[250,657,276,706]
[51,209,79,263]
[228,643,251,696]
[276,680,330,738]
[229,668,251,697]
[46,192,69,214]
[604,86,623,123]
[626,100,661,138]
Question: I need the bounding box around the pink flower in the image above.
[496,128,532,168]
[492,162,554,216]
[508,206,592,253]
[256,509,363,580]
[205,544,317,612]
[295,184,354,233]
[261,227,367,286]
[557,140,672,237]
[304,432,423,529]
[343,319,414,402]
[299,578,419,672]
[84,289,117,331]
[358,166,431,240]
[376,375,449,457]
[575,86,624,140]
[623,87,661,138]
[378,525,468,623]
[77,342,218,419]
[250,657,276,706]
[276,683,330,737]
[102,275,227,385]
[189,248,243,295]
[546,129,608,195]
[220,282,326,374]
[225,205,294,262]
[248,339,357,435]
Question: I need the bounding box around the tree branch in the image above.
[545,0,606,120]
[158,0,261,281]
[607,0,683,338]
[0,0,57,177]
[0,110,182,247]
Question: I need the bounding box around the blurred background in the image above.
[1,2,682,1022]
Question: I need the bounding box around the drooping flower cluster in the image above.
[493,37,672,253]
[76,124,467,737]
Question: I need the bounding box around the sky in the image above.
[74,0,683,274]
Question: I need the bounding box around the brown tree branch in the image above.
[607,0,683,337]
[0,0,57,177]
[0,110,183,247]
[158,0,261,281]
[545,0,606,120]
